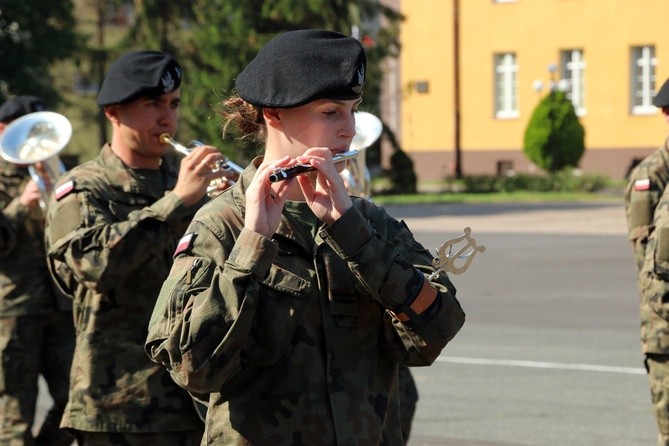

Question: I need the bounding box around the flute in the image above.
[268,150,359,183]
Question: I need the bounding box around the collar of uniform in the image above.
[98,144,176,197]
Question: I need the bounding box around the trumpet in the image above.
[0,111,71,210]
[343,111,382,198]
[160,133,243,197]
[268,150,359,183]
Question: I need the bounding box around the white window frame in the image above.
[494,52,519,119]
[560,49,586,116]
[631,45,657,115]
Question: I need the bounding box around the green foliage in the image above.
[523,91,586,173]
[459,169,609,193]
[0,0,82,105]
[374,121,418,195]
[111,0,405,167]
[20,1,404,167]
[384,149,417,194]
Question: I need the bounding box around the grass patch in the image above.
[371,190,623,206]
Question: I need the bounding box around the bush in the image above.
[524,91,586,173]
[385,148,418,194]
[461,169,609,193]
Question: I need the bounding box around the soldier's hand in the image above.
[245,156,292,238]
[19,180,42,209]
[295,148,352,225]
[172,145,227,206]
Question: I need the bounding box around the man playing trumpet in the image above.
[44,50,225,445]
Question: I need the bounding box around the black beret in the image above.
[654,78,669,108]
[235,29,366,108]
[0,95,47,123]
[97,50,182,106]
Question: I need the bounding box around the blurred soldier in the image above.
[0,96,75,445]
[43,50,226,446]
[625,77,669,446]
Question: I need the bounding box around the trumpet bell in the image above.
[351,111,383,151]
[0,111,72,165]
[343,111,382,199]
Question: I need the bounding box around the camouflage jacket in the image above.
[624,139,669,272]
[0,160,68,316]
[44,144,203,433]
[625,139,669,353]
[146,159,466,445]
[639,184,669,354]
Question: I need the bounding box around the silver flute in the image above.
[268,150,359,183]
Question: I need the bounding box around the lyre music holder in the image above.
[429,227,485,278]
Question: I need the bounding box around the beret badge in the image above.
[161,68,180,94]
[352,66,365,94]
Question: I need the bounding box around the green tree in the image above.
[0,0,81,105]
[113,0,403,167]
[523,90,586,173]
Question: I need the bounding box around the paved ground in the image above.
[384,200,657,446]
[383,201,626,236]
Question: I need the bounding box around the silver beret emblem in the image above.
[161,67,180,93]
[352,65,365,94]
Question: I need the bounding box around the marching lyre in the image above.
[429,227,485,278]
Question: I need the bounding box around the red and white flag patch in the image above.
[55,180,75,200]
[634,178,650,191]
[174,232,196,257]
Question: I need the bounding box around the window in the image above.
[631,45,656,115]
[560,49,586,115]
[494,52,519,119]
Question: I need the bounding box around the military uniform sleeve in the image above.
[625,158,666,272]
[642,185,669,318]
[46,186,194,293]
[0,197,30,257]
[319,202,465,365]
[146,220,283,394]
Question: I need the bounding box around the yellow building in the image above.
[394,0,669,180]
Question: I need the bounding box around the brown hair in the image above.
[219,92,266,144]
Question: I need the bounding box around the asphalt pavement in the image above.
[383,201,655,446]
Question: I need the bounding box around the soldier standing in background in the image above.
[0,96,75,445]
[43,50,226,446]
[145,29,465,445]
[625,78,669,446]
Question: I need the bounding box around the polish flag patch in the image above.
[55,180,75,200]
[174,232,196,257]
[634,179,650,191]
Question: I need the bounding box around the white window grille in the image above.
[631,45,657,115]
[494,52,519,119]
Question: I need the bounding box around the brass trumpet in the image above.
[160,133,243,196]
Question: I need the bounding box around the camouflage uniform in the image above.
[624,140,669,445]
[43,145,203,439]
[0,159,75,446]
[146,160,466,445]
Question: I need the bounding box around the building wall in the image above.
[399,0,669,180]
